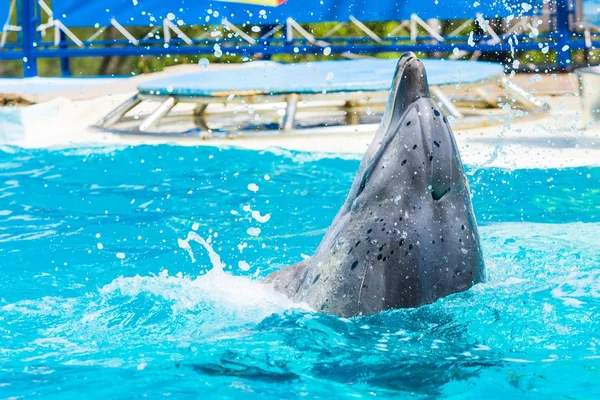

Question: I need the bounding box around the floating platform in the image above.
[97,59,548,137]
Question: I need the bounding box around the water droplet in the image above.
[247,227,261,237]
[238,260,251,271]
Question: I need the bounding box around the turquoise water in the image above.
[0,145,599,399]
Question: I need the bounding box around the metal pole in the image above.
[59,31,71,76]
[555,0,572,70]
[20,0,38,77]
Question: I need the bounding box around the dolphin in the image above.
[265,53,485,317]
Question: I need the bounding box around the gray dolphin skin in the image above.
[265,53,485,317]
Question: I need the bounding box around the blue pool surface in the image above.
[138,59,504,97]
[0,145,599,399]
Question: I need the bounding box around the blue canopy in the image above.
[138,58,504,97]
[1,0,10,29]
[54,0,540,28]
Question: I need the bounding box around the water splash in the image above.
[178,231,225,269]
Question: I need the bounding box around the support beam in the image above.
[54,20,84,47]
[344,101,361,125]
[98,95,143,127]
[138,97,177,132]
[282,94,299,131]
[59,30,70,77]
[322,22,346,38]
[411,14,445,42]
[88,26,107,42]
[259,24,282,40]
[388,21,410,37]
[193,104,209,131]
[430,87,464,119]
[499,77,548,111]
[21,0,37,77]
[349,15,382,43]
[222,18,256,45]
[164,18,193,45]
[474,87,499,108]
[110,18,139,45]
[555,0,572,69]
[285,18,329,47]
[476,13,501,44]
[448,19,473,37]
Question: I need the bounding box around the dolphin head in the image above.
[267,54,485,317]
[339,54,484,314]
[354,54,467,212]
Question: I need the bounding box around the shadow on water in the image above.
[185,294,506,397]
[188,359,300,383]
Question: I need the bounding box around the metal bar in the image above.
[322,22,346,38]
[410,15,417,41]
[411,14,445,42]
[282,94,299,131]
[448,19,473,37]
[285,18,293,42]
[222,18,256,44]
[474,87,498,107]
[259,24,282,40]
[55,20,84,47]
[0,0,14,48]
[286,17,329,46]
[37,0,52,17]
[20,0,38,77]
[87,26,107,42]
[193,104,209,131]
[163,18,171,43]
[53,20,59,46]
[138,97,177,132]
[110,18,139,45]
[30,31,549,48]
[36,21,54,33]
[349,15,382,43]
[144,26,159,39]
[430,86,464,119]
[388,21,409,37]
[503,18,529,36]
[20,40,575,59]
[59,30,70,76]
[555,0,571,68]
[98,95,142,127]
[476,13,501,44]
[499,77,548,111]
[195,30,210,40]
[164,18,193,45]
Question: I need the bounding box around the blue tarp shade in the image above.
[584,0,600,25]
[138,59,504,97]
[1,0,10,29]
[54,0,540,28]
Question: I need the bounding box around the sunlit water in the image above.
[0,145,599,399]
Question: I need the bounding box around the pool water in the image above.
[0,145,599,399]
